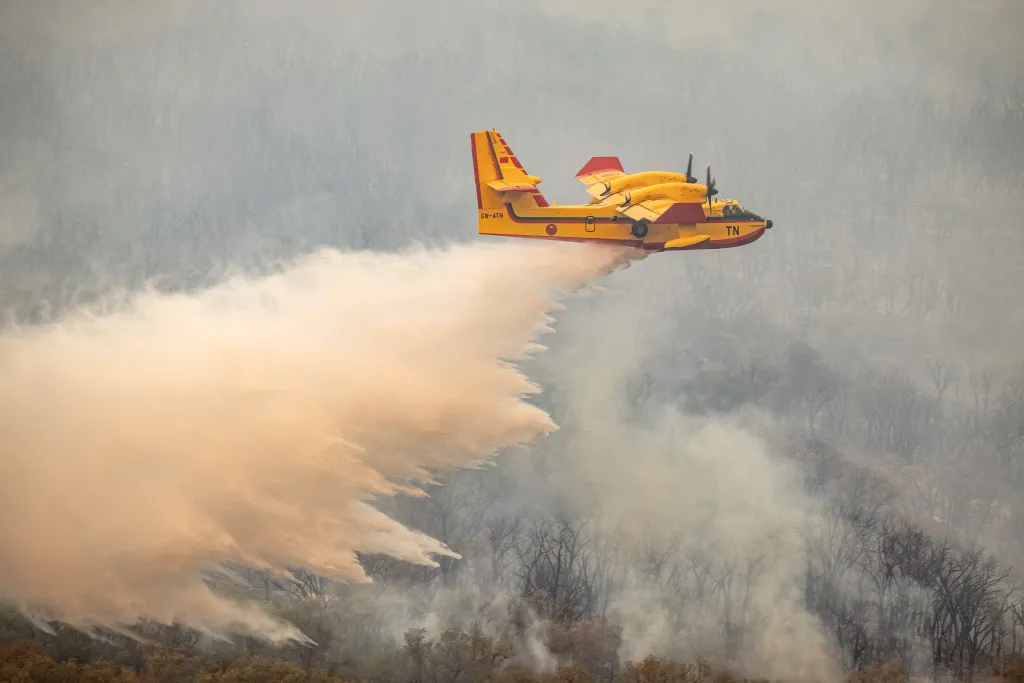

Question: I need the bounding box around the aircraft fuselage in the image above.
[478,200,769,252]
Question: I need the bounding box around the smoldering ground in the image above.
[0,239,639,641]
[512,275,844,683]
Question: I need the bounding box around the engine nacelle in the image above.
[601,171,691,197]
[621,181,706,207]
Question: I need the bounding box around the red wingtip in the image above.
[654,202,708,224]
[575,156,624,178]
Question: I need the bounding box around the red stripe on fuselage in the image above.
[481,225,765,252]
[502,203,618,224]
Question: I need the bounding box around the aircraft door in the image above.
[585,216,596,232]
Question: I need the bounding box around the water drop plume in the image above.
[0,239,641,641]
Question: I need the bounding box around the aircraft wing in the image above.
[617,200,707,224]
[618,201,663,222]
[575,156,626,197]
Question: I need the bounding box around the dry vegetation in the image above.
[3,631,1024,683]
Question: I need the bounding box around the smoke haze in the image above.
[0,240,638,640]
[0,1,1022,681]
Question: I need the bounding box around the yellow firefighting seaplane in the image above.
[470,129,773,251]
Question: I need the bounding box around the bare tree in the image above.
[515,516,598,623]
[927,356,957,405]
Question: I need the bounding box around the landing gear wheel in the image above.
[631,219,649,239]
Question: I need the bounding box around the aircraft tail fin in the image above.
[470,130,550,210]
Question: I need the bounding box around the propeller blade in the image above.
[706,165,712,210]
[686,153,695,183]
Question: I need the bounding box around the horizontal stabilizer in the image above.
[472,129,553,211]
[487,178,541,193]
[654,202,707,224]
[663,235,711,249]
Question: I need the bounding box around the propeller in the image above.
[705,165,718,211]
[685,153,697,184]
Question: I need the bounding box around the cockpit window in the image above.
[720,204,763,220]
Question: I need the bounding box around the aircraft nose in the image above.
[765,219,773,230]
